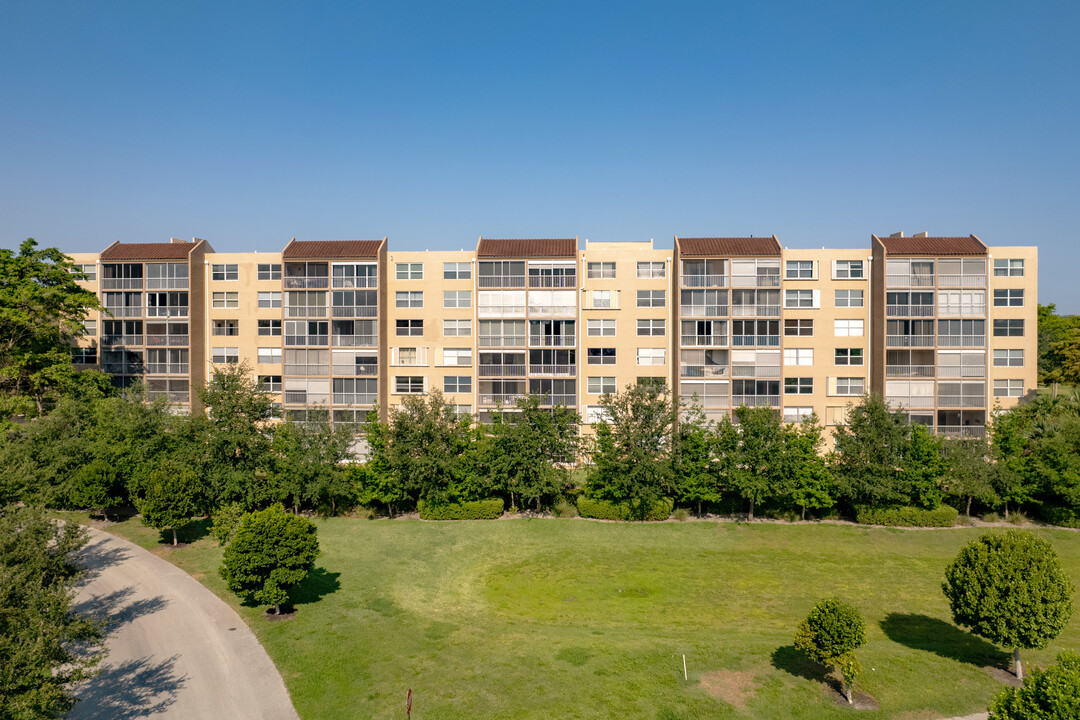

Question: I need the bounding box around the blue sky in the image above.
[2,1,1078,308]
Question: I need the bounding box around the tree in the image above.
[1038,304,1080,385]
[942,530,1075,680]
[219,504,319,615]
[831,394,911,507]
[941,436,997,517]
[68,458,123,521]
[1045,330,1080,386]
[794,597,867,704]
[730,405,788,521]
[0,505,105,718]
[0,239,103,422]
[673,404,720,516]
[350,409,409,516]
[586,381,678,516]
[136,459,202,545]
[787,414,835,520]
[899,423,946,509]
[989,651,1080,719]
[268,411,354,515]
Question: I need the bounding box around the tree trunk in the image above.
[510,491,515,509]
[1004,501,1010,520]
[748,500,755,522]
[536,496,540,511]
[1052,381,1059,399]
[841,680,853,705]
[1014,647,1023,681]
[801,505,806,521]
[172,527,178,546]
[697,501,702,517]
[275,604,281,616]
[966,496,972,517]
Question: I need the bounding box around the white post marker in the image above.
[683,654,687,681]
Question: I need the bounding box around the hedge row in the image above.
[1040,504,1080,529]
[577,497,674,521]
[854,504,959,527]
[417,498,505,520]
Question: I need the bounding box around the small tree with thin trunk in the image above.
[136,460,200,545]
[794,598,867,704]
[942,530,1074,680]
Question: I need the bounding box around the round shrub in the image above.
[989,651,1080,719]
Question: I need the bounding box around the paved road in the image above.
[69,527,300,720]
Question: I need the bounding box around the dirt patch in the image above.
[824,685,879,710]
[984,665,1023,688]
[264,607,296,622]
[699,670,757,708]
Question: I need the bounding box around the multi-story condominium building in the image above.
[66,232,1037,441]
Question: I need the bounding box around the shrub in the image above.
[1041,504,1080,529]
[211,502,247,546]
[553,500,579,519]
[989,651,1080,719]
[854,504,959,527]
[1007,511,1030,525]
[981,511,1002,523]
[794,597,867,705]
[672,508,691,522]
[417,498,504,520]
[577,497,673,521]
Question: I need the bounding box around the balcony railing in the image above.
[283,364,329,376]
[146,363,189,375]
[478,305,526,317]
[538,394,576,406]
[731,335,780,347]
[731,305,780,317]
[886,305,934,317]
[478,276,526,288]
[102,278,143,290]
[529,364,576,376]
[148,390,189,403]
[528,275,576,288]
[479,393,525,405]
[937,336,985,347]
[332,277,377,289]
[936,366,986,378]
[528,305,577,317]
[101,363,144,375]
[886,365,935,378]
[283,392,330,404]
[938,305,987,317]
[146,307,188,318]
[284,277,329,289]
[332,393,377,406]
[331,363,378,376]
[886,396,935,409]
[937,395,987,408]
[730,365,781,378]
[680,334,728,347]
[285,335,329,347]
[478,364,526,377]
[145,334,189,346]
[937,274,986,288]
[731,275,781,287]
[105,307,143,318]
[101,335,143,347]
[937,425,987,438]
[682,274,727,287]
[732,394,780,407]
[530,335,576,347]
[681,305,728,318]
[479,335,526,347]
[680,365,729,378]
[146,278,188,289]
[696,395,730,408]
[886,335,935,348]
[331,334,377,347]
[886,274,935,287]
[285,306,329,318]
[331,306,378,318]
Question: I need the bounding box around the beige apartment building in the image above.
[67,232,1037,441]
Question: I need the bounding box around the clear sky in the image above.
[2,1,1078,308]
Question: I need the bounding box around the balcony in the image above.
[284,392,330,404]
[680,365,729,378]
[886,365,935,378]
[732,394,780,407]
[146,363,189,375]
[936,366,986,378]
[332,277,377,289]
[730,365,781,378]
[146,278,188,290]
[681,305,728,318]
[284,277,329,289]
[101,362,144,375]
[682,274,727,288]
[332,393,377,406]
[528,275,576,288]
[937,336,985,347]
[102,278,143,290]
[731,335,780,347]
[479,393,526,405]
[285,306,329,318]
[886,335,935,348]
[479,364,526,377]
[479,335,526,347]
[886,396,935,409]
[101,335,143,347]
[731,275,781,287]
[528,305,577,317]
[529,364,576,376]
[331,363,378,376]
[146,307,188,318]
[887,305,934,317]
[730,305,780,317]
[539,394,576,406]
[937,425,986,438]
[886,274,935,287]
[530,335,576,347]
[283,364,329,376]
[680,334,728,347]
[696,395,731,408]
[937,305,987,317]
[331,334,377,347]
[285,335,329,347]
[478,304,526,317]
[331,306,378,318]
[937,396,987,408]
[938,274,986,288]
[145,334,189,346]
[105,307,143,318]
[478,276,526,288]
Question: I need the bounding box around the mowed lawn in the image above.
[77,515,1080,719]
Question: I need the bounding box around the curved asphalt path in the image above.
[69,527,300,720]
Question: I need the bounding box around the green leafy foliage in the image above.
[135,459,201,545]
[211,502,248,546]
[854,504,959,527]
[1039,304,1080,385]
[576,496,673,521]
[831,394,912,506]
[67,458,123,520]
[794,597,867,701]
[416,498,505,520]
[989,651,1080,719]
[943,531,1074,654]
[730,405,789,520]
[268,412,354,515]
[219,504,319,611]
[942,436,997,517]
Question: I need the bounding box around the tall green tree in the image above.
[831,394,911,507]
[730,405,789,521]
[899,423,946,509]
[941,436,997,517]
[268,411,355,515]
[1038,304,1080,385]
[136,459,202,545]
[787,414,835,520]
[673,404,721,516]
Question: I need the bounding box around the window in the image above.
[638,377,665,389]
[993,289,1024,307]
[258,264,281,281]
[257,291,281,308]
[212,291,238,309]
[443,291,472,308]
[784,319,813,337]
[832,377,865,396]
[783,407,814,423]
[212,347,239,364]
[442,348,472,366]
[587,261,616,279]
[72,347,97,364]
[213,319,239,336]
[637,348,666,366]
[637,261,665,279]
[785,260,814,279]
[258,375,282,393]
[993,319,1024,337]
[395,376,425,393]
[396,263,423,280]
[637,319,666,336]
[834,348,864,365]
[784,348,813,366]
[443,262,471,280]
[587,319,616,337]
[212,264,238,281]
[835,289,864,308]
[257,347,282,364]
[833,260,864,279]
[587,376,616,394]
[69,263,97,281]
[444,376,472,393]
[443,319,472,337]
[258,319,282,336]
[590,290,613,308]
[396,319,424,337]
[784,289,817,308]
[587,348,616,365]
[993,379,1024,397]
[834,319,864,337]
[993,259,1024,277]
[396,291,423,308]
[637,290,666,307]
[785,377,813,394]
[82,319,97,336]
[993,349,1024,367]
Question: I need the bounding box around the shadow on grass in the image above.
[771,644,824,683]
[155,517,212,546]
[290,567,341,606]
[880,613,1010,669]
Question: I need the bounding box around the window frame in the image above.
[395,263,424,280]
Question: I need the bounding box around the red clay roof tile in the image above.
[875,235,987,256]
[282,240,383,259]
[476,238,577,258]
[99,242,197,261]
[676,236,781,256]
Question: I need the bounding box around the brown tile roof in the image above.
[875,235,987,256]
[99,242,197,261]
[282,240,383,259]
[676,236,781,257]
[476,238,578,258]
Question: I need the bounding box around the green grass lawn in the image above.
[66,513,1080,719]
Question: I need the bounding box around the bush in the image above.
[1041,504,1080,529]
[672,508,691,522]
[854,504,959,527]
[981,511,1001,523]
[1007,511,1030,525]
[989,650,1080,719]
[577,497,673,521]
[794,597,867,705]
[553,500,579,518]
[211,502,247,546]
[417,498,504,520]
